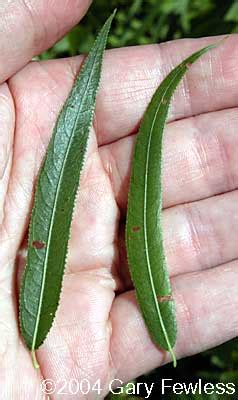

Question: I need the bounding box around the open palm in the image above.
[1,2,238,399]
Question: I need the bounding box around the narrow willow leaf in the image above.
[19,10,116,368]
[126,43,219,367]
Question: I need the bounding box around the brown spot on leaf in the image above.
[157,294,173,303]
[32,241,45,250]
[132,226,141,233]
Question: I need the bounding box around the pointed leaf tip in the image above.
[19,13,114,366]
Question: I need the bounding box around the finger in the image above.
[110,261,238,382]
[66,131,120,281]
[0,0,92,83]
[0,83,15,226]
[100,107,238,210]
[95,34,238,144]
[118,190,238,288]
[163,190,238,276]
[10,35,237,145]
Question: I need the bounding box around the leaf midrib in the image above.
[143,66,183,354]
[31,44,102,352]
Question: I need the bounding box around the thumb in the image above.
[0,0,92,83]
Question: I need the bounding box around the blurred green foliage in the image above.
[106,340,238,399]
[40,0,238,59]
[41,0,238,398]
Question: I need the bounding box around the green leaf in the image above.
[19,10,116,369]
[126,42,220,367]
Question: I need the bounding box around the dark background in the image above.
[42,1,238,398]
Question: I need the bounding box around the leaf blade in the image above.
[126,42,219,366]
[19,10,116,368]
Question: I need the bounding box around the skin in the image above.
[1,1,238,398]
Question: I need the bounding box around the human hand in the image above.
[1,2,238,398]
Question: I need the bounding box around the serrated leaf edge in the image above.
[19,10,116,368]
